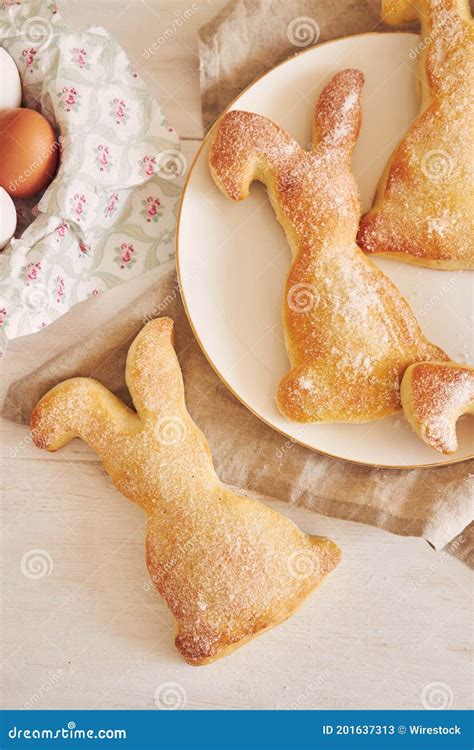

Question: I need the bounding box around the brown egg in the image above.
[0,108,59,199]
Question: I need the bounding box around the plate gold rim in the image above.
[176,31,474,471]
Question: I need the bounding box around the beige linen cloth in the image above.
[199,0,474,128]
[198,0,420,129]
[3,0,473,564]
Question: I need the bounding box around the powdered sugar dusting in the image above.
[30,318,341,664]
[409,362,474,453]
[358,0,474,267]
[210,69,449,423]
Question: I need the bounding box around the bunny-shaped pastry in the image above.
[358,0,474,269]
[30,318,341,665]
[209,69,447,423]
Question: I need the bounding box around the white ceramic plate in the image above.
[177,33,474,468]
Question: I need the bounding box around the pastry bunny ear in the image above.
[382,0,418,24]
[30,378,139,476]
[313,68,364,158]
[209,110,299,201]
[125,317,185,421]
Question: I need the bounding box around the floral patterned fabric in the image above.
[0,0,182,353]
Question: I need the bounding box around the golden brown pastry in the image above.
[358,0,474,269]
[30,318,340,665]
[209,69,448,423]
[401,360,474,453]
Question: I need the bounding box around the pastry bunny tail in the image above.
[209,110,299,201]
[313,69,364,157]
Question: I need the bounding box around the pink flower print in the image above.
[71,193,87,222]
[72,47,89,69]
[104,192,119,218]
[89,288,101,298]
[24,261,42,283]
[0,308,7,326]
[58,86,81,113]
[110,98,128,126]
[95,144,112,173]
[114,242,136,270]
[139,156,156,178]
[79,241,90,257]
[141,196,162,223]
[21,48,38,74]
[55,221,69,240]
[55,276,65,303]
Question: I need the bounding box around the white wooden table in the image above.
[1,0,471,711]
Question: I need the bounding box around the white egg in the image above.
[0,187,17,249]
[0,48,22,109]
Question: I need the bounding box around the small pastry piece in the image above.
[209,69,448,424]
[401,361,474,454]
[358,0,474,269]
[30,318,340,666]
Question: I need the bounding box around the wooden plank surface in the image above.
[0,0,471,711]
